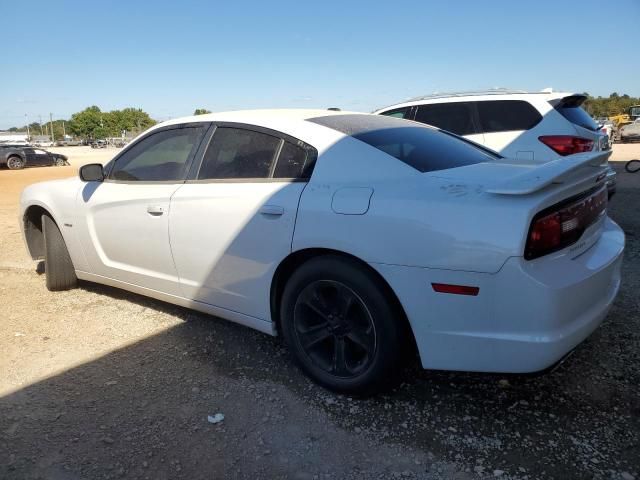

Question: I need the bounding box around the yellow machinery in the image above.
[609,105,640,128]
[609,105,640,141]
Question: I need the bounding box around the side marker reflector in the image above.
[431,283,479,296]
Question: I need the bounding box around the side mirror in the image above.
[79,163,104,182]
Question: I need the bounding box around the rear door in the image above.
[414,102,485,145]
[75,124,208,295]
[169,124,316,320]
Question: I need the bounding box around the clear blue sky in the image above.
[2,0,639,129]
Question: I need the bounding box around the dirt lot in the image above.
[1,145,639,480]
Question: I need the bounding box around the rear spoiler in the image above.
[486,151,610,195]
[548,94,587,108]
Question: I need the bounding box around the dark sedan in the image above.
[0,145,69,170]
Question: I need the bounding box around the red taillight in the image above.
[431,283,479,296]
[538,136,594,156]
[525,187,607,260]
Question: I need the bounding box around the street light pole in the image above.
[49,113,54,142]
[25,114,30,140]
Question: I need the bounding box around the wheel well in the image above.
[270,248,419,357]
[23,206,52,260]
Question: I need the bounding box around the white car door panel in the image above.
[75,124,208,295]
[168,124,315,321]
[77,182,182,294]
[169,181,305,320]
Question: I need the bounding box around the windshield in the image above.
[307,114,498,173]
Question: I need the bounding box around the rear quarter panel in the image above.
[293,140,526,274]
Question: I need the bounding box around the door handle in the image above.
[259,205,284,216]
[147,205,165,216]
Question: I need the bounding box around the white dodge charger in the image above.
[20,110,624,394]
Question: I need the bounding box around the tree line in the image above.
[7,106,156,140]
[582,93,640,118]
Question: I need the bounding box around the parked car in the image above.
[374,89,617,198]
[90,139,107,149]
[56,139,82,147]
[620,119,640,143]
[20,110,624,394]
[1,144,68,169]
[596,120,614,147]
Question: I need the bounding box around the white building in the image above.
[0,131,29,144]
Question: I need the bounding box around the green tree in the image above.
[193,108,212,115]
[68,106,106,139]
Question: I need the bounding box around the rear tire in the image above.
[42,215,77,291]
[6,155,25,170]
[280,255,404,395]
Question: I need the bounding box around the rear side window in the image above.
[379,107,411,119]
[414,102,477,136]
[476,100,542,133]
[198,127,280,179]
[307,114,496,173]
[273,141,316,179]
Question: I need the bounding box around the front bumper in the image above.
[372,217,624,373]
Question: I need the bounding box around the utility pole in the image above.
[62,120,66,138]
[39,115,44,135]
[49,113,54,141]
[25,114,30,140]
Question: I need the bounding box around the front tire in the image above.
[42,215,77,291]
[280,255,404,395]
[6,156,25,170]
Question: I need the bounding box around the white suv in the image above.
[374,89,616,197]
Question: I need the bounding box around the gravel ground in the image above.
[0,146,639,480]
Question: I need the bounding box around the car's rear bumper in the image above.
[372,217,624,373]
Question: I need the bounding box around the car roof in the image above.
[374,89,579,113]
[146,109,367,148]
[159,109,357,128]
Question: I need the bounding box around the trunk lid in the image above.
[427,150,611,261]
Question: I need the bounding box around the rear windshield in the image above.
[307,114,497,173]
[553,97,598,131]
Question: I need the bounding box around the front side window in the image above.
[414,102,478,136]
[198,127,280,179]
[109,126,205,181]
[476,100,542,133]
[380,107,411,119]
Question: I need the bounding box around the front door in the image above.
[169,125,316,320]
[75,124,208,295]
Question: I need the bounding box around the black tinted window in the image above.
[414,103,477,135]
[380,107,410,119]
[199,128,280,179]
[273,141,316,179]
[476,100,542,133]
[109,127,205,181]
[556,105,598,131]
[307,114,494,173]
